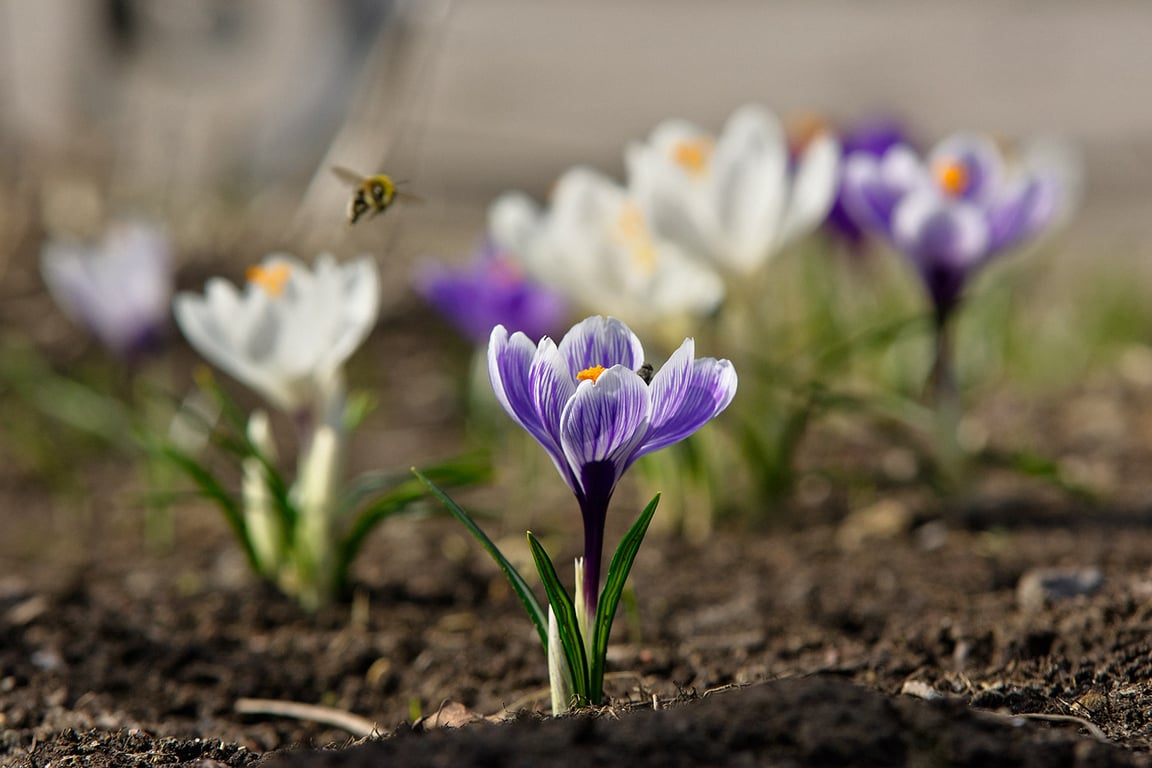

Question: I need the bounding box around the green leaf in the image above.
[343,390,377,431]
[149,442,258,569]
[197,369,252,435]
[412,469,548,650]
[337,459,492,590]
[334,479,436,596]
[526,533,590,701]
[590,493,659,702]
[340,456,490,522]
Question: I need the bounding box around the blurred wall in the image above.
[2,0,1150,253]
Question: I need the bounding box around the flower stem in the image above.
[925,314,967,490]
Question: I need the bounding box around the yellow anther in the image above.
[672,137,713,177]
[614,203,658,275]
[577,365,606,384]
[934,160,970,197]
[246,263,292,296]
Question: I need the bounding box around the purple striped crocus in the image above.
[488,315,737,619]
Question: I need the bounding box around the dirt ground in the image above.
[4,310,1152,768]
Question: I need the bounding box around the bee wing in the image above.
[394,191,425,205]
[331,166,364,186]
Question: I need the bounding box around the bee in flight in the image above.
[331,166,419,225]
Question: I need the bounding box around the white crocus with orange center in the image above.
[488,167,724,329]
[173,254,379,417]
[626,104,840,275]
[174,254,380,610]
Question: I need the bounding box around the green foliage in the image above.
[420,466,659,711]
[152,378,490,609]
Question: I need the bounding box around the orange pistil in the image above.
[246,263,292,296]
[577,365,606,384]
[934,160,970,198]
[672,137,713,177]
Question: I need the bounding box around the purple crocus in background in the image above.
[840,133,1061,398]
[842,133,1059,325]
[823,118,910,251]
[415,241,568,346]
[41,219,173,361]
[488,315,737,623]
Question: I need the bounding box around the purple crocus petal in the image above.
[644,337,695,431]
[827,119,910,247]
[488,325,561,457]
[528,337,580,485]
[929,135,1003,203]
[986,175,1059,251]
[557,316,644,379]
[636,356,737,460]
[41,220,172,359]
[840,145,928,238]
[415,242,567,345]
[842,118,910,157]
[559,365,651,489]
[892,194,990,318]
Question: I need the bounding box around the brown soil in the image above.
[6,313,1152,767]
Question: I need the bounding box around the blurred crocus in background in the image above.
[818,117,911,252]
[414,240,567,347]
[841,132,1065,484]
[41,219,172,362]
[841,133,1062,398]
[626,104,840,278]
[173,254,379,421]
[489,167,725,340]
[172,254,382,608]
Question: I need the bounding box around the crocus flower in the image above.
[414,239,567,345]
[823,118,910,250]
[173,254,379,416]
[41,219,172,360]
[488,315,737,619]
[625,104,840,275]
[489,167,725,328]
[840,133,1060,325]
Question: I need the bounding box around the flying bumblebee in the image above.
[331,166,419,225]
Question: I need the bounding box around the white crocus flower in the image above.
[626,104,840,275]
[173,254,380,416]
[41,219,172,359]
[489,167,724,328]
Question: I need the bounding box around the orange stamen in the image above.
[787,112,832,154]
[577,365,606,384]
[614,203,658,274]
[934,160,970,197]
[246,263,291,296]
[672,137,713,177]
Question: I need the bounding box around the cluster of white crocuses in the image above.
[489,104,841,330]
[173,254,381,609]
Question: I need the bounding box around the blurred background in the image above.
[5,0,1152,524]
[2,0,1151,269]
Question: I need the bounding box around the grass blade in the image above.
[413,468,548,650]
[150,442,258,569]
